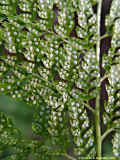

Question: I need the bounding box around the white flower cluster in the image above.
[19,1,31,12]
[47,97,65,136]
[38,10,48,19]
[109,64,120,87]
[1,0,8,4]
[106,0,120,27]
[68,100,94,156]
[83,49,98,73]
[3,30,16,52]
[76,74,88,89]
[105,85,116,113]
[113,132,120,157]
[78,10,87,29]
[38,68,50,80]
[69,101,81,136]
[111,19,120,49]
[20,14,33,23]
[55,25,67,38]
[53,2,74,36]
[76,26,87,39]
[77,0,97,42]
[103,113,110,125]
[38,0,52,9]
[0,4,11,15]
[38,0,68,10]
[30,77,39,88]
[106,19,120,86]
[104,84,120,131]
[25,62,34,73]
[57,8,74,32]
[4,56,16,67]
[0,62,6,73]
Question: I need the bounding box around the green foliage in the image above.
[0,0,120,159]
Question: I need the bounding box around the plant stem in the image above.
[96,0,102,62]
[84,103,95,114]
[95,93,102,159]
[96,0,103,159]
[101,128,115,142]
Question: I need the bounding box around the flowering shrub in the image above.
[0,0,120,159]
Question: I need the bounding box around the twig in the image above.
[98,74,108,87]
[101,128,115,142]
[84,103,95,114]
[100,34,111,40]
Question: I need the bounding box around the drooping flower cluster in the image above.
[103,0,120,156]
[0,0,120,159]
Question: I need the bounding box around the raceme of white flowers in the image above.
[105,0,120,27]
[0,0,120,159]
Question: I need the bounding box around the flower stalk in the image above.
[95,0,103,159]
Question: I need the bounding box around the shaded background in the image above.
[0,93,33,139]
